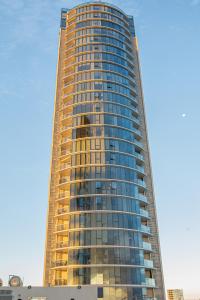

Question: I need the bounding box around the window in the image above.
[94,63,101,69]
[94,82,102,90]
[94,72,101,79]
[78,64,90,71]
[28,298,47,300]
[98,287,104,298]
[93,6,101,10]
[95,104,100,112]
[94,92,102,99]
[96,181,102,190]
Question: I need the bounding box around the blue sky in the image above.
[0,0,200,298]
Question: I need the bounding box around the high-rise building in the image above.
[168,289,184,300]
[44,2,165,299]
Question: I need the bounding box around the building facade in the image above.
[0,286,97,300]
[44,2,165,300]
[167,289,184,300]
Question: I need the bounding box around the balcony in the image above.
[56,224,68,232]
[59,163,70,171]
[60,136,71,145]
[54,279,67,286]
[135,152,144,161]
[140,209,149,218]
[132,116,140,126]
[57,207,69,215]
[145,278,156,287]
[59,177,70,185]
[57,192,70,200]
[134,140,144,149]
[137,194,148,203]
[141,224,151,234]
[61,101,73,109]
[144,259,154,268]
[56,241,68,248]
[59,150,71,157]
[135,179,146,188]
[143,242,152,251]
[62,112,72,120]
[132,127,142,138]
[136,165,145,174]
[61,125,69,133]
[52,260,67,268]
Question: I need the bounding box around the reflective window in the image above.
[68,248,144,265]
[76,20,126,35]
[76,5,126,22]
[69,212,141,230]
[68,229,142,247]
[72,102,138,119]
[75,81,135,97]
[70,196,145,213]
[73,92,137,107]
[75,27,132,50]
[75,52,134,70]
[72,126,142,144]
[72,114,140,132]
[70,180,142,197]
[76,13,127,28]
[71,138,143,155]
[71,152,141,168]
[76,35,125,49]
[75,62,133,77]
[70,166,143,182]
[74,71,133,86]
[67,266,145,285]
[75,44,133,61]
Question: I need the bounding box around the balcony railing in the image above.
[141,224,151,234]
[134,140,144,149]
[54,279,67,286]
[52,260,67,267]
[145,278,156,287]
[133,128,142,137]
[57,192,70,199]
[135,179,146,188]
[59,163,71,171]
[135,152,144,161]
[61,137,70,144]
[143,242,152,251]
[56,224,68,231]
[137,194,148,203]
[136,165,145,174]
[57,207,69,215]
[144,259,154,268]
[59,177,70,184]
[61,125,69,132]
[132,116,140,125]
[140,209,149,218]
[62,112,72,119]
[56,241,68,248]
[59,149,71,156]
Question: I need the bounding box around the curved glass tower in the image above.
[44,2,165,300]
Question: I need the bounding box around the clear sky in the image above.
[0,0,199,299]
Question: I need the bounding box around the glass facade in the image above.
[44,2,165,300]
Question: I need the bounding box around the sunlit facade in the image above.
[167,290,184,300]
[44,2,165,299]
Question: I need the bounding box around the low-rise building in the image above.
[167,289,184,300]
[0,286,98,300]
